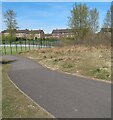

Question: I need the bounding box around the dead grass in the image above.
[20,45,111,81]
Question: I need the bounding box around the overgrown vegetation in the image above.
[61,31,111,46]
[20,46,111,81]
[68,3,111,45]
[2,64,52,118]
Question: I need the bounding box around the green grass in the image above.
[20,45,111,81]
[1,46,34,55]
[2,64,52,118]
[0,65,2,119]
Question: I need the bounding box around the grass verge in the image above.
[0,65,2,119]
[20,45,111,81]
[1,46,33,55]
[2,64,52,118]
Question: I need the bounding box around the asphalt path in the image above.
[2,55,111,118]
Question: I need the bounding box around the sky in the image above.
[2,2,111,33]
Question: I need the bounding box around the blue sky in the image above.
[2,2,111,33]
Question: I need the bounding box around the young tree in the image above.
[68,3,89,42]
[103,9,111,29]
[111,4,113,28]
[101,7,111,44]
[4,9,18,40]
[89,8,99,33]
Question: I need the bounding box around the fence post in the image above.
[50,40,51,48]
[20,38,22,52]
[45,39,47,48]
[29,39,30,50]
[47,40,49,48]
[25,38,27,50]
[33,39,34,48]
[37,39,39,48]
[40,40,42,48]
[15,38,17,53]
[3,40,6,55]
[36,39,37,48]
[57,40,59,47]
[10,40,12,54]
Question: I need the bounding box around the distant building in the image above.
[101,28,111,32]
[45,34,52,38]
[16,29,29,38]
[1,28,75,39]
[1,30,11,36]
[31,30,45,39]
[1,29,45,39]
[52,29,74,38]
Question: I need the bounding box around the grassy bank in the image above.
[2,64,52,118]
[20,45,111,81]
[0,65,2,119]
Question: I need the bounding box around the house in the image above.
[45,34,52,38]
[1,29,45,39]
[52,29,73,38]
[101,28,111,32]
[98,28,111,37]
[30,30,45,39]
[16,29,29,38]
[1,30,11,36]
[1,28,75,39]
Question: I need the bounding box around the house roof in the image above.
[30,30,44,34]
[1,29,44,34]
[16,29,29,33]
[52,29,72,34]
[1,30,14,33]
[45,34,52,36]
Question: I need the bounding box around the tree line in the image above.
[68,3,112,45]
[3,3,112,46]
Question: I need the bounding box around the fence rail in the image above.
[1,39,61,55]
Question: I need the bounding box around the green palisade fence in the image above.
[1,38,61,55]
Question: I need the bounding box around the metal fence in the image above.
[1,39,61,55]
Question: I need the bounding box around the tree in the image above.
[68,3,89,42]
[4,9,18,41]
[103,9,111,29]
[111,4,113,28]
[101,7,111,44]
[89,8,99,33]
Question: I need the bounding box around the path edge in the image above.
[26,56,111,84]
[6,72,55,118]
